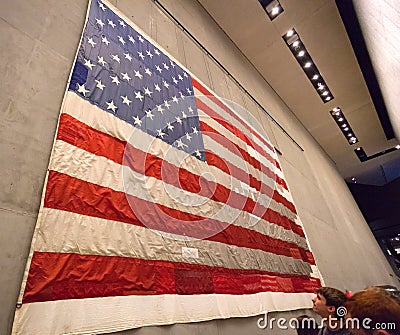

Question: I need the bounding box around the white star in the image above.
[95,79,105,90]
[124,53,132,61]
[119,20,126,28]
[154,83,161,92]
[111,54,120,63]
[183,72,188,78]
[154,49,160,55]
[128,35,135,44]
[156,104,164,113]
[146,50,153,58]
[77,83,89,96]
[164,100,171,109]
[178,74,183,81]
[181,111,187,118]
[134,70,143,79]
[84,59,95,70]
[137,52,145,60]
[135,91,144,101]
[172,96,179,103]
[192,127,198,134]
[121,95,132,106]
[97,56,106,66]
[179,92,185,99]
[155,65,162,73]
[167,122,174,131]
[88,37,96,48]
[175,139,186,148]
[156,129,166,138]
[144,87,152,96]
[102,36,110,45]
[98,2,106,11]
[133,116,142,126]
[195,150,201,158]
[144,68,152,76]
[121,72,131,82]
[185,133,192,141]
[138,35,144,43]
[163,80,169,88]
[170,61,176,68]
[110,75,120,85]
[108,19,116,28]
[188,106,194,113]
[118,36,126,45]
[96,18,105,28]
[145,109,154,119]
[106,100,117,113]
[186,88,192,94]
[172,77,178,84]
[175,116,182,124]
[162,63,169,70]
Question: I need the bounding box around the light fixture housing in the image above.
[283,28,334,103]
[329,107,359,145]
[258,0,284,21]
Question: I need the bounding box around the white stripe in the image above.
[34,208,311,273]
[50,139,307,249]
[12,292,316,335]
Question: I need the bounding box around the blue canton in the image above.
[69,0,205,161]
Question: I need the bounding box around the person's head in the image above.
[344,288,400,335]
[312,287,348,319]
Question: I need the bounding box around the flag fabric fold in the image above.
[12,1,321,334]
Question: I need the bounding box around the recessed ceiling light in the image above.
[333,107,340,112]
[298,50,305,57]
[287,30,294,37]
[271,6,280,15]
[312,74,319,80]
[317,84,324,90]
[325,96,331,101]
[322,91,329,96]
[356,147,361,151]
[343,127,349,131]
[304,62,312,68]
[292,40,300,47]
[338,117,344,121]
[342,123,347,127]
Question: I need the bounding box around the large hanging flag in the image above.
[12,0,321,334]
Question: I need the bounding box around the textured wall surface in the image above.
[0,0,397,334]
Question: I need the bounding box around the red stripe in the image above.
[192,78,277,161]
[23,252,321,303]
[58,113,303,236]
[44,170,312,262]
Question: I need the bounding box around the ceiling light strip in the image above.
[282,28,334,103]
[330,106,358,145]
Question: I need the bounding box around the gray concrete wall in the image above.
[0,0,397,334]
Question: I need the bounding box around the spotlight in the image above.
[261,0,284,20]
[287,30,294,37]
[312,74,319,80]
[292,40,300,47]
[322,91,329,96]
[298,50,305,57]
[325,96,331,101]
[304,62,312,68]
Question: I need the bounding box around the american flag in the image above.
[13,1,320,334]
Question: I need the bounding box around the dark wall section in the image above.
[348,178,400,275]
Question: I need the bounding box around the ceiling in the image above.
[197,0,400,186]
